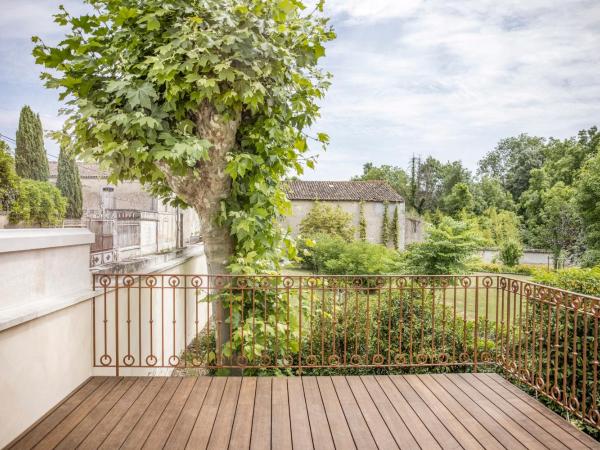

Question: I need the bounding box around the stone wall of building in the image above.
[283,200,407,249]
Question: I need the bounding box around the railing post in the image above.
[115,275,119,377]
[474,276,479,373]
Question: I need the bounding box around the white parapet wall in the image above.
[0,229,208,448]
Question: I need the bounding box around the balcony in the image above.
[6,275,600,449]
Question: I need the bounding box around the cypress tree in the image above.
[56,145,83,218]
[15,105,49,180]
[391,205,400,250]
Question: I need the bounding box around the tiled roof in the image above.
[285,180,404,202]
[48,161,110,179]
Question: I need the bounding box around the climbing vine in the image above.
[381,201,390,246]
[359,201,367,241]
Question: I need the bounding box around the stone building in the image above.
[48,162,201,267]
[284,180,424,250]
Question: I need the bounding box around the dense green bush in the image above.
[532,266,600,297]
[473,261,537,276]
[299,202,355,241]
[9,179,67,226]
[499,240,524,267]
[405,216,483,274]
[0,142,19,211]
[299,233,346,273]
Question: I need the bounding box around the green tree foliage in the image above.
[472,176,516,214]
[391,205,399,250]
[0,141,19,211]
[499,240,523,267]
[477,208,521,248]
[353,163,409,198]
[56,143,83,219]
[442,182,474,217]
[406,217,483,274]
[15,106,49,181]
[33,0,335,275]
[300,202,354,242]
[358,201,367,241]
[478,134,546,201]
[381,201,389,245]
[9,179,66,226]
[576,152,600,266]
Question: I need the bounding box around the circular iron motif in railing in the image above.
[350,354,362,365]
[416,277,429,288]
[394,353,406,365]
[282,354,294,367]
[523,283,534,298]
[482,276,494,288]
[479,352,491,363]
[191,356,204,367]
[100,354,112,366]
[146,355,158,366]
[439,277,451,288]
[568,396,580,411]
[213,276,226,289]
[437,353,449,363]
[282,277,295,289]
[458,352,470,363]
[510,279,520,293]
[372,354,385,366]
[416,353,429,365]
[499,278,508,290]
[169,355,180,367]
[98,275,112,289]
[168,276,181,288]
[123,275,135,287]
[374,277,386,288]
[259,277,272,290]
[593,304,600,317]
[550,385,562,401]
[190,276,204,288]
[552,290,564,304]
[305,355,319,366]
[589,409,600,426]
[145,276,158,288]
[260,353,271,366]
[570,296,583,310]
[394,277,408,288]
[328,355,340,366]
[236,277,249,289]
[236,355,248,367]
[123,354,135,366]
[352,277,364,289]
[461,277,472,288]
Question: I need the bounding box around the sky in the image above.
[1,0,600,179]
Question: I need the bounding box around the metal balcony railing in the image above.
[92,274,600,431]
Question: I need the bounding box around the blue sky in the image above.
[1,0,600,179]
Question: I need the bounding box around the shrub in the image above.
[300,202,355,241]
[0,142,19,211]
[532,267,600,297]
[299,233,346,273]
[9,179,67,226]
[323,240,404,276]
[405,216,484,274]
[499,240,523,267]
[472,261,537,276]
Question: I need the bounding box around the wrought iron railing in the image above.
[92,274,600,430]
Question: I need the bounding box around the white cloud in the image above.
[326,0,422,21]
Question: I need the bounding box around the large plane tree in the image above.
[34,0,334,275]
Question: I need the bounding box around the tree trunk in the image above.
[158,102,241,364]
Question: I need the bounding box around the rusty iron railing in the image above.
[92,274,600,430]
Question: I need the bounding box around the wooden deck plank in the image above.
[345,376,398,449]
[10,377,107,450]
[417,374,504,450]
[330,376,377,450]
[56,377,138,449]
[404,375,485,450]
[389,375,462,450]
[271,377,293,450]
[78,377,152,450]
[287,377,314,450]
[250,377,271,450]
[478,373,600,450]
[99,377,167,449]
[360,376,420,450]
[302,377,335,450]
[163,377,212,450]
[34,377,122,449]
[207,377,242,450]
[142,377,197,449]
[229,378,257,450]
[122,377,182,449]
[185,376,227,449]
[459,373,569,450]
[315,377,356,450]
[444,374,548,449]
[429,374,528,450]
[374,376,441,450]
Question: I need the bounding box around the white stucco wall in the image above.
[283,200,407,249]
[0,230,208,447]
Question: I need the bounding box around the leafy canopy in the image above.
[33,0,334,273]
[299,201,355,241]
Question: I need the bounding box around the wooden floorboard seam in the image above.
[335,376,378,449]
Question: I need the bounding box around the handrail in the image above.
[91,274,600,430]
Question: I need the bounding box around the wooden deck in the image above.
[8,374,599,450]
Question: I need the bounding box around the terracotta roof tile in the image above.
[285,180,404,202]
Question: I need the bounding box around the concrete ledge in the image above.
[0,229,95,253]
